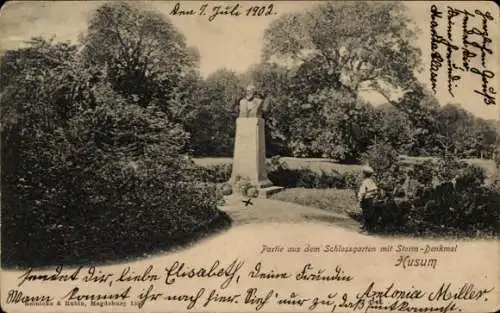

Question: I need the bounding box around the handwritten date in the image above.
[169,3,277,22]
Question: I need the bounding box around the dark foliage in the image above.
[364,155,500,237]
[267,168,345,189]
[0,19,230,268]
[2,175,231,268]
[191,163,233,183]
[1,100,233,268]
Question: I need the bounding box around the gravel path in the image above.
[220,196,361,231]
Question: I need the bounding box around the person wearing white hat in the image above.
[357,165,379,231]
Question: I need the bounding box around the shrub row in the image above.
[194,160,349,189]
[267,168,345,188]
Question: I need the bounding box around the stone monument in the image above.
[229,84,283,198]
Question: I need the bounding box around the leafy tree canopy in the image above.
[81,1,199,107]
[262,1,421,102]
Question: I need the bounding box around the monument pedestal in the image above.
[229,117,283,198]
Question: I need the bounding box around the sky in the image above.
[0,1,498,120]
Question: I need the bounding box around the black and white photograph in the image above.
[0,1,499,312]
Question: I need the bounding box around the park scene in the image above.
[1,1,499,269]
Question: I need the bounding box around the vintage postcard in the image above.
[0,1,499,312]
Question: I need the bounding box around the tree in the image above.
[436,103,477,157]
[187,69,244,156]
[0,37,90,130]
[375,103,413,153]
[254,1,427,160]
[309,88,379,162]
[243,62,326,156]
[0,37,92,205]
[0,36,191,205]
[262,1,421,102]
[471,118,498,159]
[392,84,441,156]
[81,1,199,109]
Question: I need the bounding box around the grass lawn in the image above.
[194,156,497,180]
[270,188,359,216]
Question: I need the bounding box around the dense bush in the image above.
[403,183,499,236]
[192,163,233,183]
[3,167,231,267]
[368,154,500,237]
[1,83,232,268]
[352,144,499,236]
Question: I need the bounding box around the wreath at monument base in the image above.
[233,176,259,198]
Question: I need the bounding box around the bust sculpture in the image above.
[230,83,281,196]
[239,84,267,118]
